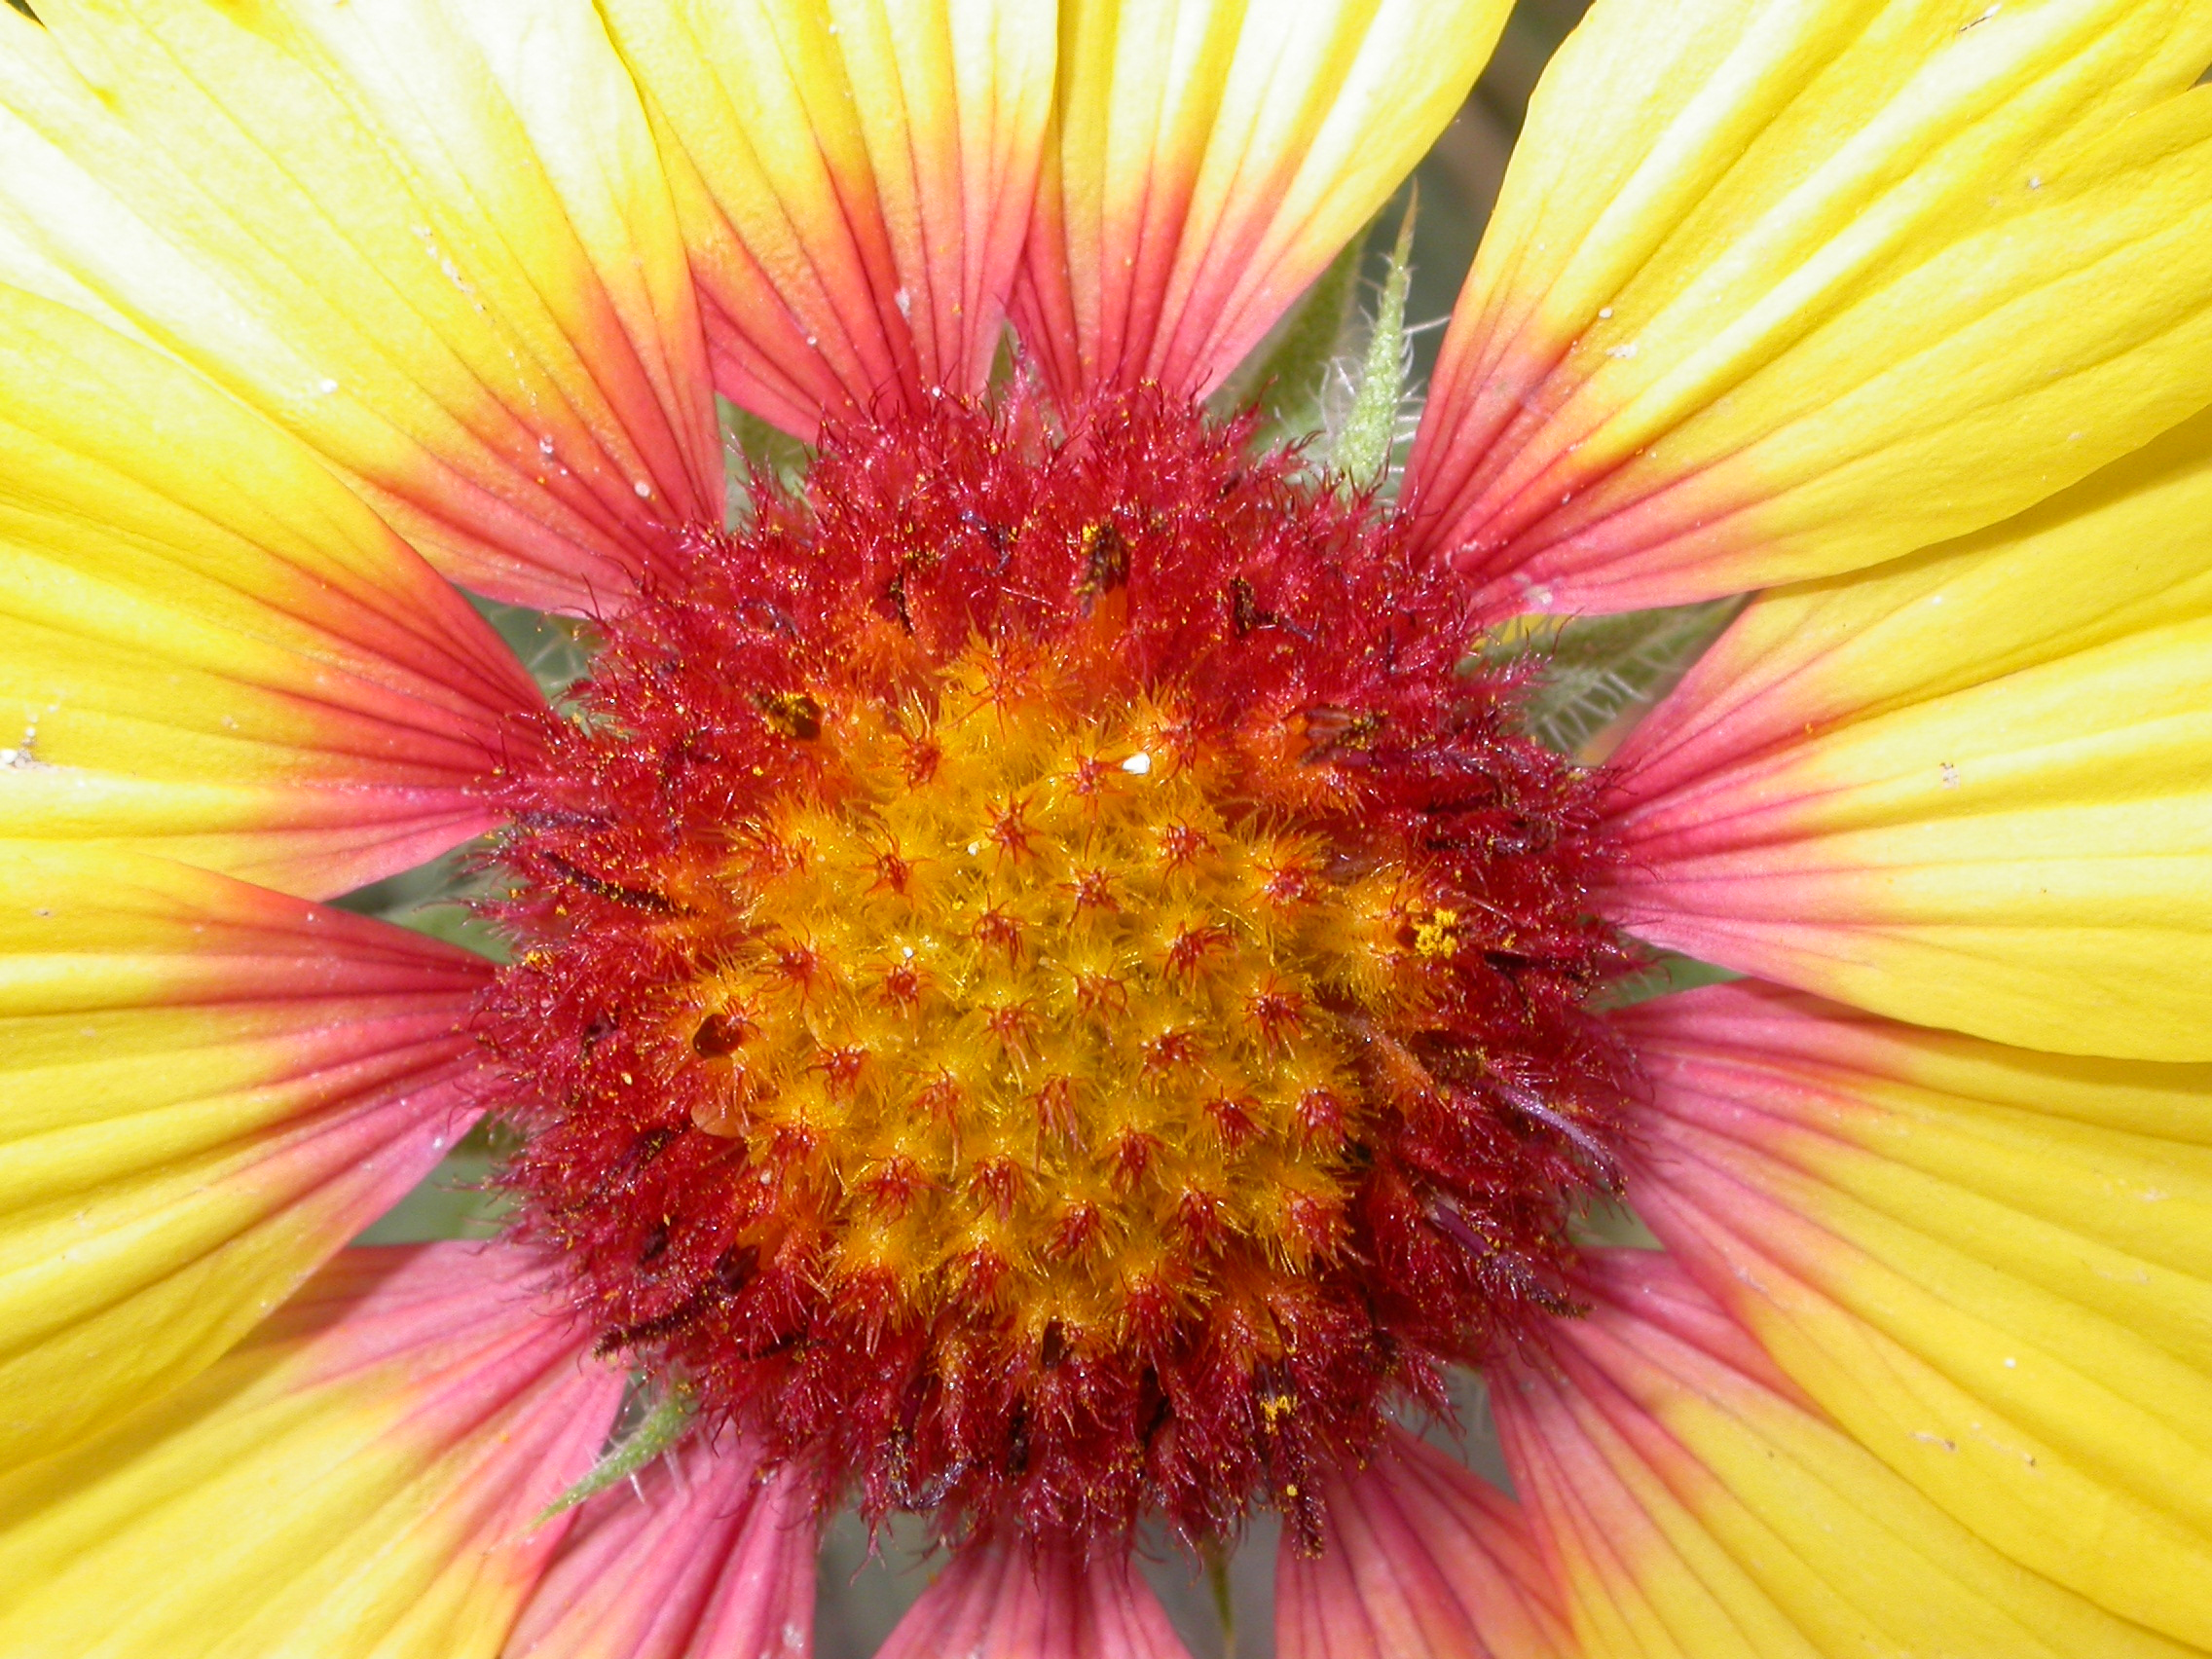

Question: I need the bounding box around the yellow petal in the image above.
[0,284,539,900]
[1276,1426,1572,1659]
[1493,1249,2196,1659]
[1014,0,1507,403]
[0,0,717,608]
[600,0,1057,437]
[1604,406,2212,1061]
[0,842,492,1475]
[1618,983,2212,1649]
[0,1243,625,1659]
[504,1442,818,1659]
[1407,0,2212,614]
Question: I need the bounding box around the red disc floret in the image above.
[477,386,1640,1551]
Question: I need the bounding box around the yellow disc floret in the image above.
[680,644,1396,1351]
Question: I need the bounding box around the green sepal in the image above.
[531,1380,698,1527]
[472,595,597,705]
[1333,188,1419,487]
[1488,599,1743,759]
[1212,230,1365,446]
[720,396,814,524]
[1203,1539,1238,1659]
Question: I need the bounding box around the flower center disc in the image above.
[483,389,1635,1547]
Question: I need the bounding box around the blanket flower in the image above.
[0,2,2207,1655]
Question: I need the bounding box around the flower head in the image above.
[483,384,1636,1548]
[0,1,2209,1657]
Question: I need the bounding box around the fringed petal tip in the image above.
[1404,0,2212,617]
[1612,982,2212,1652]
[876,1537,1193,1659]
[0,841,496,1478]
[600,0,1056,441]
[1275,1426,1571,1659]
[1598,400,2212,1063]
[0,1240,626,1658]
[0,0,719,609]
[1492,1246,2200,1659]
[1014,0,1507,407]
[505,1439,819,1659]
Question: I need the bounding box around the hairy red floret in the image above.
[477,387,1640,1551]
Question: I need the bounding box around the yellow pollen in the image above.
[1412,907,1461,959]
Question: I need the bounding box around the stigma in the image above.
[479,387,1638,1549]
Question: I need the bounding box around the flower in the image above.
[0,0,2207,1655]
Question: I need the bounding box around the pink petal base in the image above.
[254,1243,632,1641]
[1275,1427,1571,1659]
[0,1241,629,1655]
[876,1539,1192,1659]
[507,1440,820,1659]
[276,1242,629,1515]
